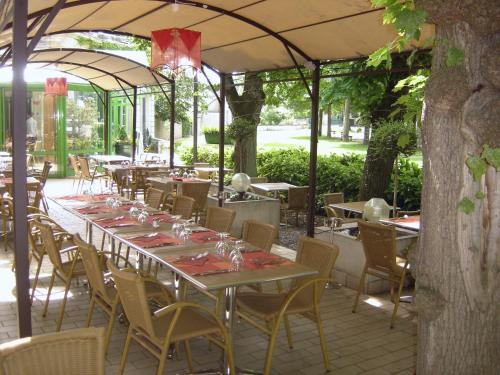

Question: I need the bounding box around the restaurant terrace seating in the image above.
[180,181,211,222]
[68,155,82,190]
[352,220,409,328]
[204,206,236,233]
[236,236,339,374]
[145,187,165,210]
[0,327,106,375]
[171,195,196,219]
[36,221,85,331]
[108,261,235,375]
[78,157,106,193]
[280,186,309,229]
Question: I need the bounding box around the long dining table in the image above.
[49,193,317,374]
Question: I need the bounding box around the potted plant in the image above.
[114,125,132,156]
[202,127,234,145]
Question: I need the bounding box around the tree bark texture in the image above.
[363,123,370,145]
[414,1,500,374]
[327,104,332,138]
[342,97,351,141]
[359,56,408,200]
[226,73,265,176]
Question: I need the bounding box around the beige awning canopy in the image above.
[4,48,172,91]
[0,0,434,73]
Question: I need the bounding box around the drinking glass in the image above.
[229,242,244,271]
[179,226,192,244]
[137,210,149,224]
[215,233,232,258]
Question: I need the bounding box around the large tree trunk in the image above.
[342,98,351,141]
[414,1,500,374]
[226,73,265,176]
[359,56,408,200]
[326,104,332,137]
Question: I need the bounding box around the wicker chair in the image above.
[145,187,165,210]
[204,206,236,233]
[35,221,84,331]
[352,220,409,328]
[236,236,339,375]
[32,161,51,211]
[27,213,67,303]
[130,167,156,200]
[280,186,309,229]
[108,261,235,375]
[72,234,169,354]
[180,181,211,222]
[0,327,106,375]
[78,157,105,193]
[242,220,277,252]
[171,195,196,219]
[68,154,82,191]
[112,169,132,198]
[323,192,358,226]
[0,197,13,251]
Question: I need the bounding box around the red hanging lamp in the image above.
[151,28,201,74]
[44,77,67,96]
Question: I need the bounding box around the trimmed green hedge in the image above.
[180,145,422,211]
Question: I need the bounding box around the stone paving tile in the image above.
[0,179,417,374]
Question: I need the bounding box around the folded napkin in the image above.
[145,213,175,224]
[166,253,232,276]
[127,233,180,248]
[242,251,290,270]
[190,230,220,244]
[58,194,115,202]
[76,203,133,215]
[93,216,139,228]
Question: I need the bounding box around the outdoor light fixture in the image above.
[44,77,67,96]
[231,173,251,200]
[151,28,201,74]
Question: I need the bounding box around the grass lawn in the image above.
[177,128,423,164]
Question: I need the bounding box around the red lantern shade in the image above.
[45,78,67,96]
[151,28,201,72]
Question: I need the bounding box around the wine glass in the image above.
[179,226,192,244]
[137,210,149,224]
[215,233,231,257]
[229,241,244,271]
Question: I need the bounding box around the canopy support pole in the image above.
[218,73,226,207]
[132,87,138,162]
[306,62,320,237]
[12,0,32,338]
[193,73,199,162]
[169,81,175,169]
[26,0,65,55]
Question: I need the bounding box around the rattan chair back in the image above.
[78,157,93,180]
[205,206,236,233]
[172,195,196,219]
[108,262,171,340]
[181,181,211,212]
[73,234,110,305]
[291,236,339,306]
[323,192,345,218]
[358,220,398,274]
[0,327,106,375]
[112,169,130,195]
[287,186,308,210]
[242,220,278,252]
[35,221,64,272]
[27,183,42,208]
[69,154,80,175]
[145,187,165,210]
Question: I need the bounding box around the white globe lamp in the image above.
[363,198,391,223]
[231,173,251,200]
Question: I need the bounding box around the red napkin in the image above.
[190,230,219,244]
[242,251,291,270]
[58,194,115,202]
[127,233,180,248]
[166,253,232,275]
[390,216,420,223]
[76,203,133,215]
[93,216,139,228]
[145,213,175,224]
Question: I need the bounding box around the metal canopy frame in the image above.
[5,0,432,338]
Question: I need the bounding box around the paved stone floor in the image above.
[0,179,417,374]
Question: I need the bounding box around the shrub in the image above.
[385,158,422,210]
[179,145,234,169]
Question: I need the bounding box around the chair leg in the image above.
[85,295,96,327]
[263,320,280,375]
[390,275,406,329]
[315,312,331,372]
[104,301,119,355]
[184,340,194,373]
[42,270,56,317]
[283,315,294,349]
[99,233,106,252]
[56,279,72,331]
[352,265,367,313]
[118,327,133,375]
[30,255,44,304]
